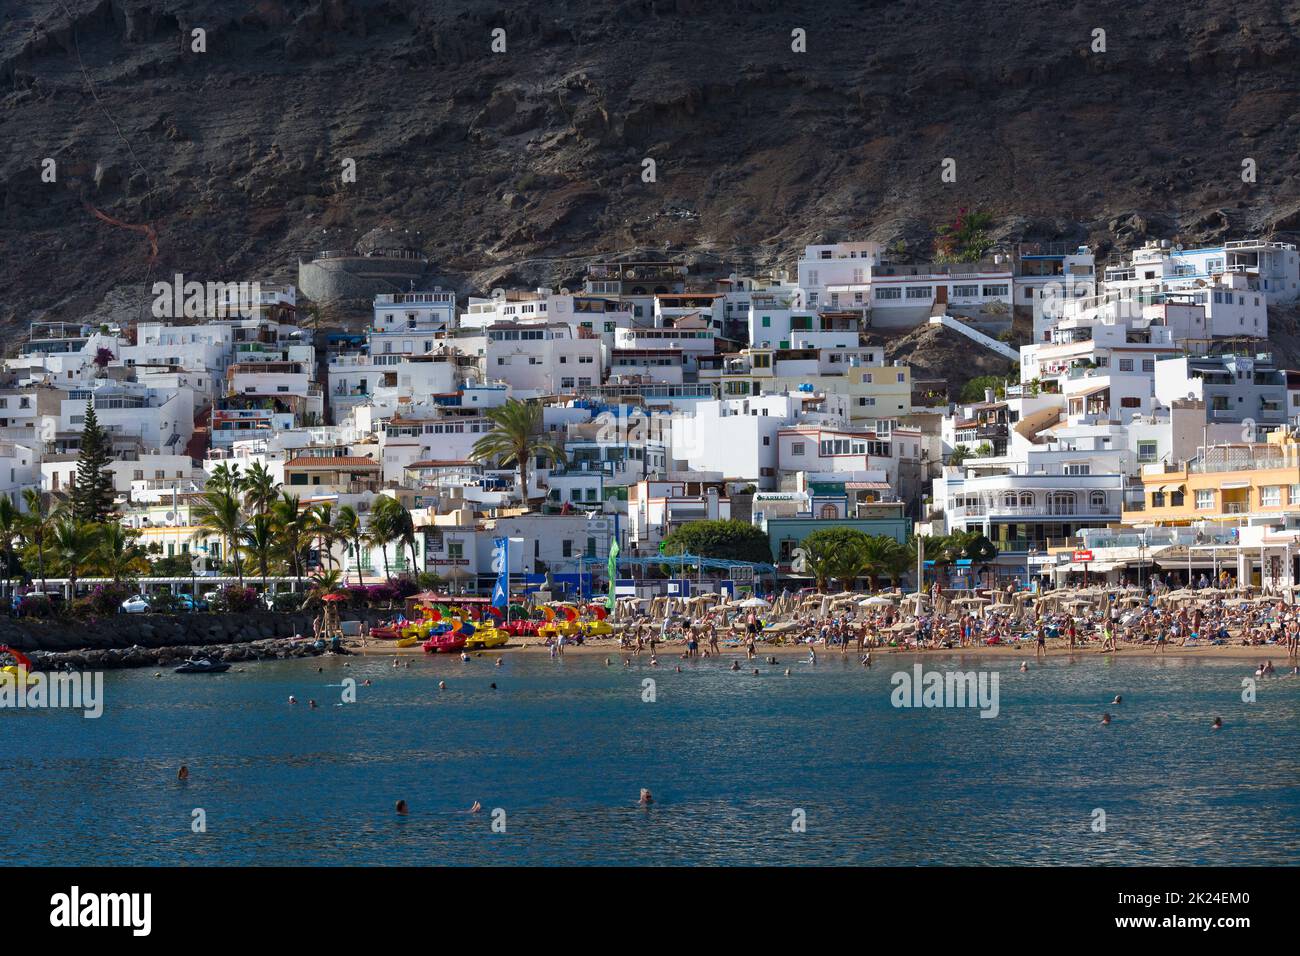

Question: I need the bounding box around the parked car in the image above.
[120,594,151,614]
[174,593,207,612]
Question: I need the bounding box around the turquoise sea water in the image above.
[3,652,1297,865]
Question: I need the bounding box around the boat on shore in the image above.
[174,657,231,674]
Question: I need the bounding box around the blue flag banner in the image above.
[492,536,510,609]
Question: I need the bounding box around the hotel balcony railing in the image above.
[948,504,1117,519]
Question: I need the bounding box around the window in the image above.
[981,284,1009,297]
[1262,485,1282,507]
[1118,359,1134,372]
[1047,491,1076,514]
[1120,396,1141,408]
[1136,440,1158,462]
[905,286,932,299]
[791,442,805,456]
[953,285,979,297]
[1195,489,1214,510]
[447,541,464,560]
[1089,491,1107,509]
[1291,484,1300,505]
[1141,359,1155,372]
[874,288,901,300]
[1063,464,1090,476]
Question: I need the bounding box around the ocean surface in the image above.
[3,651,1298,866]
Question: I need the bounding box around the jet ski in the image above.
[173,657,231,674]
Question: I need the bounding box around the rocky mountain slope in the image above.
[4,0,1300,354]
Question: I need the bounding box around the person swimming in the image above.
[1111,695,1122,705]
[730,661,740,671]
[1101,713,1112,725]
[177,765,189,781]
[469,801,481,813]
[309,699,318,709]
[1020,662,1029,672]
[1212,716,1223,730]
[395,799,408,815]
[638,788,653,806]
[438,680,446,690]
[784,668,791,676]
[288,695,297,705]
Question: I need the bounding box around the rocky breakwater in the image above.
[0,612,356,670]
[34,637,328,672]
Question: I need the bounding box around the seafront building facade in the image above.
[9,235,1300,599]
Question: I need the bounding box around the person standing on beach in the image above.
[1036,623,1047,659]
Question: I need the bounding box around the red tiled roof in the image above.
[283,456,378,469]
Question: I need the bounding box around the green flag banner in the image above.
[605,538,620,611]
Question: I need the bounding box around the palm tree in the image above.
[20,488,52,595]
[876,537,912,589]
[241,460,280,516]
[303,569,344,608]
[374,496,418,576]
[207,462,243,497]
[366,499,398,582]
[271,492,309,592]
[191,488,245,585]
[334,505,365,586]
[51,517,98,601]
[470,399,568,502]
[240,513,277,591]
[311,503,339,571]
[0,496,20,603]
[95,523,149,584]
[856,535,900,592]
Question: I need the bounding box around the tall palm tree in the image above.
[240,513,277,591]
[470,399,568,503]
[191,488,245,585]
[51,517,98,601]
[95,523,149,584]
[366,499,398,582]
[374,496,418,576]
[241,460,280,515]
[20,488,52,595]
[0,496,19,603]
[334,504,365,586]
[311,503,339,571]
[271,492,309,592]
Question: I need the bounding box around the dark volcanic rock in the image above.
[2,0,1299,361]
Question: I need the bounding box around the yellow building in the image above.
[1124,431,1300,526]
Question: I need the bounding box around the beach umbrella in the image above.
[738,597,770,608]
[860,595,894,606]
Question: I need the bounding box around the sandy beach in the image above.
[353,636,1292,661]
